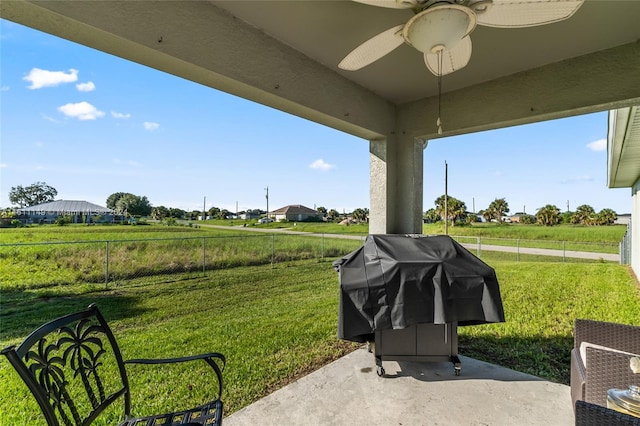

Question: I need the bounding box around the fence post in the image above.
[105,241,109,288]
[202,237,206,274]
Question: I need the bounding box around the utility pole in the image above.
[265,186,269,219]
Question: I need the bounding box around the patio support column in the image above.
[369,135,427,234]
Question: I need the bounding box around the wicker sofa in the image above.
[571,319,640,415]
[575,400,640,425]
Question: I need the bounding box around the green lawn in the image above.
[423,222,627,243]
[1,257,638,424]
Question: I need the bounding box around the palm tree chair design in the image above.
[2,303,225,426]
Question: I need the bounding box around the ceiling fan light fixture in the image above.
[403,5,477,54]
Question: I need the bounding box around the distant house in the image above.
[16,200,118,224]
[240,211,261,220]
[270,205,322,222]
[615,213,631,226]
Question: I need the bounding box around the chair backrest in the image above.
[1,304,130,426]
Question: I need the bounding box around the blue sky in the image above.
[1,19,631,215]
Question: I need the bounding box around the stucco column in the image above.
[369,135,427,234]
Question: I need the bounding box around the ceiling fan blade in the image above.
[339,25,405,71]
[475,0,584,28]
[424,35,472,76]
[352,0,418,9]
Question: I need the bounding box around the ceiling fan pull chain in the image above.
[437,49,443,135]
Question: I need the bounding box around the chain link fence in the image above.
[451,236,619,263]
[0,234,365,290]
[1,233,619,291]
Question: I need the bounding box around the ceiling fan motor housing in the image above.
[403,4,477,53]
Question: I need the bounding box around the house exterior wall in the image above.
[18,212,119,224]
[632,178,639,276]
[274,213,320,222]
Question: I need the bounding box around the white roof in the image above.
[17,200,114,214]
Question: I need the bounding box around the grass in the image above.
[0,223,636,423]
[0,227,363,290]
[1,255,638,424]
[423,222,627,243]
[1,261,360,424]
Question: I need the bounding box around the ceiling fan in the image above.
[339,0,585,76]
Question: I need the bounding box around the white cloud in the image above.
[42,114,61,123]
[58,101,105,120]
[144,121,160,131]
[76,81,95,92]
[587,138,606,152]
[0,163,7,169]
[111,111,131,119]
[24,68,78,89]
[309,158,335,171]
[1,85,8,92]
[35,141,44,148]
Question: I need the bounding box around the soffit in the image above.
[609,106,640,189]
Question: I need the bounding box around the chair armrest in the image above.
[575,400,640,426]
[571,348,587,409]
[125,352,226,399]
[585,348,639,407]
[575,320,640,355]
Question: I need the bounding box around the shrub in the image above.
[55,215,71,226]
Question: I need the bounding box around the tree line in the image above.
[4,182,369,223]
[5,182,619,227]
[425,196,619,227]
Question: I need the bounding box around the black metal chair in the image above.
[1,303,225,426]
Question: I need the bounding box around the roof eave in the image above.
[608,106,640,188]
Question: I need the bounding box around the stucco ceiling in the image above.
[213,0,640,104]
[2,0,640,141]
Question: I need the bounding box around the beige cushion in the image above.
[579,342,638,368]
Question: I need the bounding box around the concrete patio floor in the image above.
[224,348,574,426]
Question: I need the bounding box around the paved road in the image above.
[200,224,620,262]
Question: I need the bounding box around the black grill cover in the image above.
[334,234,505,343]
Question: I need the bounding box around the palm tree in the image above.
[479,209,492,223]
[327,209,340,221]
[424,208,440,223]
[351,208,368,223]
[597,208,617,225]
[488,198,509,223]
[536,205,560,226]
[59,319,106,409]
[434,195,466,227]
[27,338,79,425]
[574,204,595,225]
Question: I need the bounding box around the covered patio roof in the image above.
[2,0,639,234]
[608,106,640,189]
